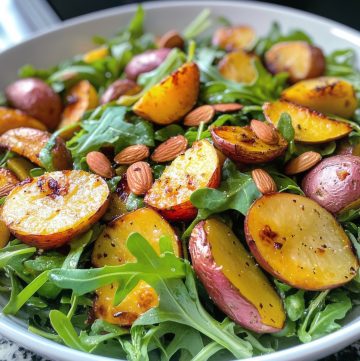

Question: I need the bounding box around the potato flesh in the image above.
[218,51,257,84]
[246,193,359,290]
[205,219,285,329]
[211,126,287,163]
[145,140,219,217]
[0,127,72,170]
[133,62,200,125]
[92,208,179,326]
[2,170,109,248]
[0,168,19,188]
[263,101,352,143]
[281,77,357,118]
[0,107,47,134]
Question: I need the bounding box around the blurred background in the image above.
[1,0,360,51]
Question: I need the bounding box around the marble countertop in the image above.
[0,336,359,361]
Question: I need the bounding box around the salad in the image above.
[0,5,360,361]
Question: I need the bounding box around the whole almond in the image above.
[285,151,322,175]
[157,30,184,49]
[126,161,153,195]
[114,144,150,165]
[86,151,114,179]
[184,105,215,127]
[251,169,277,194]
[250,119,279,145]
[151,135,188,163]
[213,103,243,113]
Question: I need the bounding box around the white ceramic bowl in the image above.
[0,1,359,360]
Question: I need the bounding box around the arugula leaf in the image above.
[0,244,36,268]
[298,290,352,343]
[277,112,296,161]
[155,124,185,141]
[183,9,211,39]
[184,159,260,238]
[285,290,305,322]
[126,193,145,211]
[136,263,253,359]
[270,171,304,195]
[49,234,185,296]
[49,310,93,352]
[67,106,154,167]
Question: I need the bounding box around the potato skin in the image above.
[302,155,360,214]
[2,170,110,249]
[5,78,62,130]
[265,41,325,83]
[0,107,47,135]
[125,48,172,80]
[281,77,357,118]
[189,220,284,333]
[133,62,200,125]
[211,126,287,164]
[0,127,72,170]
[245,193,359,290]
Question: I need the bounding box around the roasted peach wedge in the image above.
[0,107,47,135]
[92,207,180,326]
[281,77,357,118]
[263,100,352,143]
[218,50,258,84]
[0,168,19,197]
[58,80,98,138]
[245,193,359,290]
[0,127,72,170]
[212,26,256,51]
[145,139,221,221]
[211,125,287,164]
[265,41,325,83]
[190,219,285,333]
[2,170,110,249]
[133,62,200,125]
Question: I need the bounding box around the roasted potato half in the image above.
[212,26,256,51]
[0,220,10,249]
[0,107,47,135]
[281,77,357,118]
[0,127,72,170]
[145,139,221,221]
[218,51,258,84]
[58,80,98,138]
[265,41,325,83]
[133,62,200,125]
[92,207,180,326]
[263,100,352,143]
[211,125,287,164]
[0,168,19,197]
[5,78,62,130]
[302,155,360,214]
[190,219,285,333]
[245,193,359,290]
[2,170,110,249]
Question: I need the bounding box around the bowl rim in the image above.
[0,1,359,361]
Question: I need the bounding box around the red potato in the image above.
[245,193,359,290]
[211,126,287,164]
[265,41,325,83]
[189,219,285,333]
[145,139,221,221]
[302,155,360,214]
[125,48,172,80]
[5,78,62,130]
